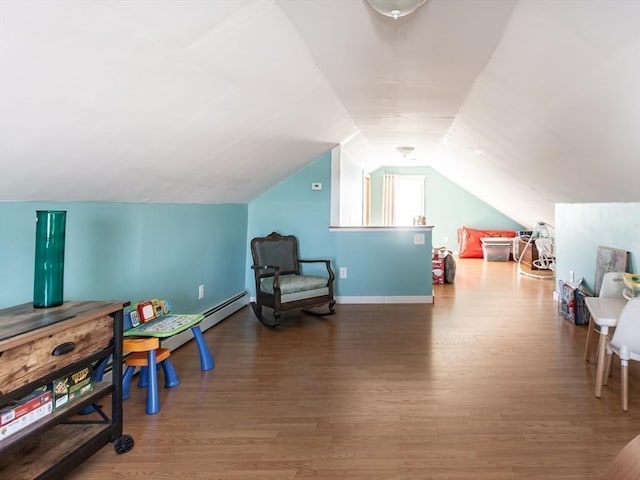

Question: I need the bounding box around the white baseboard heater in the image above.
[161,291,249,352]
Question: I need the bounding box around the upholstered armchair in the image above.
[250,232,336,327]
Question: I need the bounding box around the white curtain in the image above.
[382,174,397,226]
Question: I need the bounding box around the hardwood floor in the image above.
[69,259,640,479]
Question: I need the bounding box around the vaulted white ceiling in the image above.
[1,0,638,228]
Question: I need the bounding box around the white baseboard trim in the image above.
[249,295,434,304]
[335,295,433,304]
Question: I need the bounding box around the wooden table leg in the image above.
[584,319,594,361]
[595,326,609,398]
[622,360,629,411]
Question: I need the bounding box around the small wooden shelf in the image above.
[0,423,112,479]
[0,381,113,454]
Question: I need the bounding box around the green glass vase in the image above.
[33,210,67,308]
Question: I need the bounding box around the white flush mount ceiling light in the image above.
[396,146,416,158]
[365,0,426,20]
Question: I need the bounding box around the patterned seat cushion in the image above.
[260,274,328,295]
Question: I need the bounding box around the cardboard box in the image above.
[0,388,52,428]
[52,365,94,410]
[0,390,53,440]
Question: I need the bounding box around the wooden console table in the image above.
[0,301,133,478]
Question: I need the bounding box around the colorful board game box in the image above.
[52,365,94,410]
[0,389,53,440]
[0,387,52,428]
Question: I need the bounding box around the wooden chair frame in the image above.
[250,232,336,327]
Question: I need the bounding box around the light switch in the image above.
[414,233,425,245]
[311,182,322,190]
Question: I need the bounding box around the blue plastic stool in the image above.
[122,338,179,415]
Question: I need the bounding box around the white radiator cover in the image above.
[160,291,248,352]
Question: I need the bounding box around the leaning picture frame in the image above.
[593,246,629,296]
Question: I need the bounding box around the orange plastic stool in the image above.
[122,338,180,414]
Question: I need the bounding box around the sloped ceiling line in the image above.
[0,0,637,227]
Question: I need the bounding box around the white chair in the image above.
[603,298,640,411]
[584,271,626,362]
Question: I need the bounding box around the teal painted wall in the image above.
[425,168,524,249]
[0,202,248,311]
[1,154,534,311]
[334,231,431,296]
[248,152,334,258]
[369,166,523,250]
[247,151,337,291]
[555,203,640,293]
[247,152,433,298]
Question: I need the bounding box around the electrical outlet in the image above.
[339,267,347,279]
[198,284,205,299]
[413,233,425,245]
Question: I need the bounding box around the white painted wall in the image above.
[339,154,364,227]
